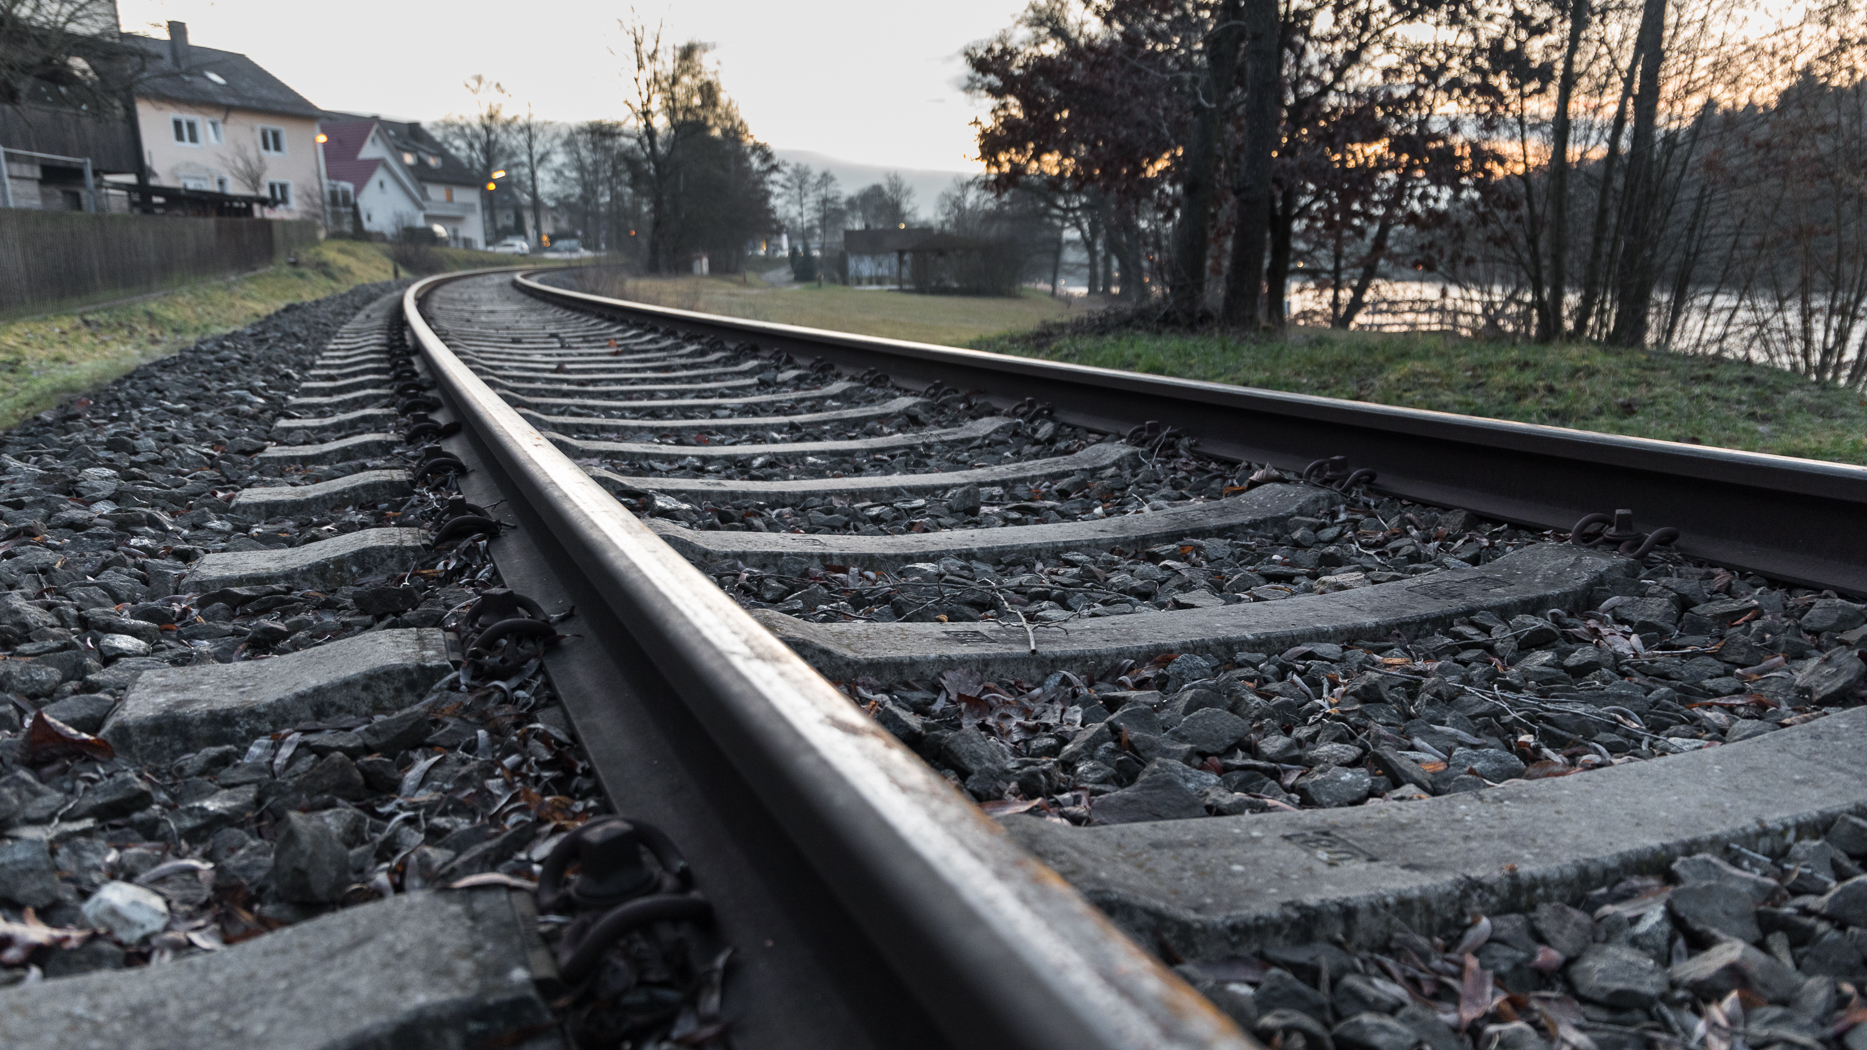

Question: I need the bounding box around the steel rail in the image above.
[515,270,1867,596]
[403,271,1249,1050]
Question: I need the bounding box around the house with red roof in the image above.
[318,116,485,247]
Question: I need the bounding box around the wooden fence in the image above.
[0,210,322,318]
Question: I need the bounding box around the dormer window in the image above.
[426,155,440,167]
[402,151,415,165]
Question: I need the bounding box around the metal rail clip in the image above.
[414,445,469,481]
[403,413,461,442]
[1570,508,1680,559]
[538,817,711,984]
[459,588,558,681]
[1301,455,1377,492]
[432,494,503,544]
[1009,396,1054,420]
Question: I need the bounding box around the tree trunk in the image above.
[1111,215,1145,303]
[1166,0,1247,319]
[1266,186,1296,328]
[1076,211,1100,296]
[1051,226,1064,295]
[1543,0,1591,341]
[1573,54,1637,339]
[1329,231,1345,327]
[1340,218,1396,329]
[1607,0,1668,347]
[1220,0,1281,329]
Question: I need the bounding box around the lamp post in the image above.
[483,169,507,246]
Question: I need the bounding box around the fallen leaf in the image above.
[1453,916,1493,956]
[20,711,114,764]
[445,872,540,891]
[1458,953,1496,1030]
[0,911,91,965]
[1521,760,1577,780]
[980,798,1041,817]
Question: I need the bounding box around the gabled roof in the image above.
[123,33,322,119]
[377,119,481,187]
[318,119,429,219]
[316,120,385,190]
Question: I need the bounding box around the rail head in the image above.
[402,272,1251,1050]
[513,269,1867,595]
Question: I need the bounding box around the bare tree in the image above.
[1220,0,1280,329]
[880,172,918,227]
[1165,0,1244,319]
[1606,0,1670,346]
[227,139,267,195]
[435,75,517,245]
[516,104,556,245]
[1539,0,1592,341]
[0,0,125,109]
[780,162,815,244]
[811,169,843,259]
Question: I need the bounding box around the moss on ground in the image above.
[971,326,1867,466]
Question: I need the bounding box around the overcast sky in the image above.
[115,0,1031,175]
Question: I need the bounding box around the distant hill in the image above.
[771,149,978,223]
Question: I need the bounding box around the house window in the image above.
[180,175,210,190]
[402,151,415,165]
[207,119,223,144]
[426,155,440,167]
[328,184,354,207]
[171,116,200,146]
[266,180,293,208]
[215,175,230,193]
[258,126,286,155]
[444,186,453,203]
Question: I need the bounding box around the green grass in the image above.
[0,239,522,430]
[586,270,1081,345]
[971,326,1867,465]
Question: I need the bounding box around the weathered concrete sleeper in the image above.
[101,627,454,762]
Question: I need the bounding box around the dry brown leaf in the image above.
[20,711,114,764]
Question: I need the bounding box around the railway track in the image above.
[1,268,1865,1050]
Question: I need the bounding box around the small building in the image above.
[844,227,1015,294]
[322,115,483,247]
[120,22,323,220]
[316,120,434,241]
[844,227,936,287]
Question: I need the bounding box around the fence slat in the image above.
[0,211,322,317]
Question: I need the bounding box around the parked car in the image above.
[489,236,530,255]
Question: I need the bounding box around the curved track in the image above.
[408,272,1248,1049]
[395,268,1867,1050]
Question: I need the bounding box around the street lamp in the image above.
[482,169,509,246]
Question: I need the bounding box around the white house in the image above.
[317,119,440,241]
[123,22,322,218]
[322,115,484,247]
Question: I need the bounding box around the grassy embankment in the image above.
[560,270,1867,466]
[591,269,1078,345]
[0,239,519,429]
[973,326,1867,466]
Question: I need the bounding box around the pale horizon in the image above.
[113,0,1031,177]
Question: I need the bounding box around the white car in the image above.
[489,237,530,255]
